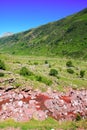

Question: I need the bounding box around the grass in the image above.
[0,118,87,130]
[0,53,87,91]
[0,8,87,59]
[0,118,59,130]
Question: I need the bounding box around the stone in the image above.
[18,93,23,99]
[18,101,23,107]
[0,88,87,122]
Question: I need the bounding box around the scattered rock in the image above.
[5,86,14,92]
[0,88,87,122]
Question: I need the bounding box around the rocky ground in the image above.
[0,128,86,130]
[0,87,87,122]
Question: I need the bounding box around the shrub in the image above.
[80,70,85,78]
[67,68,74,74]
[76,113,82,121]
[12,51,15,54]
[20,67,33,76]
[45,60,48,64]
[36,75,42,82]
[0,72,4,77]
[34,62,38,65]
[49,64,51,68]
[0,60,6,70]
[42,78,52,86]
[35,75,52,85]
[49,69,58,76]
[66,60,73,67]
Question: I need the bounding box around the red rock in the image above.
[60,96,71,103]
[0,88,87,122]
[33,110,47,121]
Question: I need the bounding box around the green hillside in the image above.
[0,8,87,58]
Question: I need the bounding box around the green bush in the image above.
[0,72,4,77]
[36,75,42,82]
[76,113,82,121]
[49,69,58,76]
[0,60,6,70]
[20,67,33,76]
[45,60,48,64]
[66,60,73,67]
[67,68,74,74]
[34,62,38,65]
[35,75,52,85]
[49,64,51,68]
[80,70,85,78]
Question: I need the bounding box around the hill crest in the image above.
[0,8,87,59]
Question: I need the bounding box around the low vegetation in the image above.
[0,54,87,91]
[0,8,87,59]
[49,68,58,77]
[0,118,87,130]
[0,59,6,70]
[20,67,33,76]
[67,68,74,74]
[20,66,52,86]
[0,72,4,77]
[80,70,85,78]
[66,60,73,67]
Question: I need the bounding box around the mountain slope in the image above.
[0,8,87,58]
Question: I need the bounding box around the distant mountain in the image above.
[0,32,13,38]
[0,8,87,59]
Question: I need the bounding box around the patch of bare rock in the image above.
[0,87,87,122]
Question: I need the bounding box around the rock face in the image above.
[0,88,87,122]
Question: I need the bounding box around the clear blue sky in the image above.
[0,0,87,36]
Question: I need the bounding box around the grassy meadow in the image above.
[0,53,87,91]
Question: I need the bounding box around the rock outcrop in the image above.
[0,88,87,122]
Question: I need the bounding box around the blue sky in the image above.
[0,0,87,36]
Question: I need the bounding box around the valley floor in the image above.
[0,54,87,91]
[0,54,87,129]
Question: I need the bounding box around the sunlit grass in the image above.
[0,53,87,91]
[0,118,87,130]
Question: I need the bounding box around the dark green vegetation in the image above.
[20,67,33,76]
[20,66,52,86]
[0,72,4,77]
[0,8,87,59]
[80,70,85,78]
[67,68,74,74]
[66,60,73,67]
[49,68,58,76]
[0,59,6,70]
